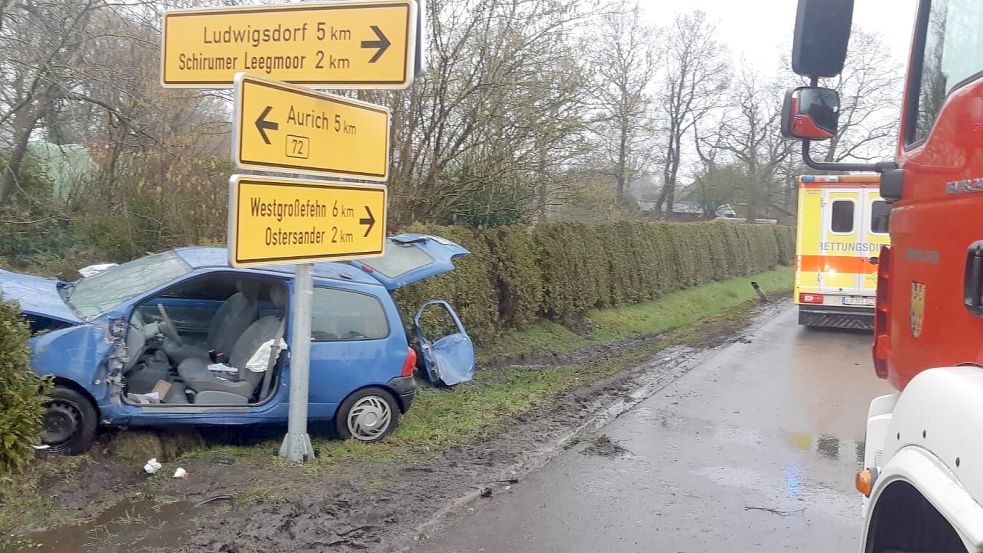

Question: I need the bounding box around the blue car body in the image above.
[1,234,472,432]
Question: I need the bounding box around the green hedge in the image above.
[396,221,794,343]
[0,296,49,473]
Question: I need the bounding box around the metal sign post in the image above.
[279,263,315,462]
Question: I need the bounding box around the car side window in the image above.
[910,0,983,144]
[870,201,890,234]
[311,287,389,341]
[830,200,855,233]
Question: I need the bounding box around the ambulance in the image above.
[793,174,889,329]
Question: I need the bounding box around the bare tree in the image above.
[0,0,106,203]
[385,0,589,225]
[587,0,658,202]
[716,67,794,222]
[812,28,903,163]
[653,10,729,216]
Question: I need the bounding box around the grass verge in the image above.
[479,266,792,362]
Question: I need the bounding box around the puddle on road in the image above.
[693,464,854,519]
[22,496,231,552]
[787,432,865,463]
[645,409,866,465]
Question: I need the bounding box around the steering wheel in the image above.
[156,304,184,346]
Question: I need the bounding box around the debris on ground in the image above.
[479,487,493,498]
[143,458,162,474]
[173,467,188,479]
[581,435,629,457]
[744,505,806,517]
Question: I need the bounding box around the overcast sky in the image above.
[641,0,918,76]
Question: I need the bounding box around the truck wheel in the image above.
[42,387,98,454]
[336,387,400,443]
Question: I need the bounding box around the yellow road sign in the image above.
[228,175,387,267]
[162,0,417,89]
[233,73,390,181]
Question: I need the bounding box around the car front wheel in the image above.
[42,387,98,455]
[336,387,400,443]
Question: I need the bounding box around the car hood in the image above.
[0,270,80,323]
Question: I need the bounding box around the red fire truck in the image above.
[782,0,983,551]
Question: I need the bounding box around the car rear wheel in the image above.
[42,387,98,455]
[336,387,400,443]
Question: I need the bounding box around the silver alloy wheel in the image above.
[347,395,392,441]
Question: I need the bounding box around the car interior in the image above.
[121,275,289,406]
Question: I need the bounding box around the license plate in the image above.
[843,296,875,307]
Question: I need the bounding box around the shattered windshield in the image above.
[67,251,191,318]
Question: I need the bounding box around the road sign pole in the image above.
[279,262,315,462]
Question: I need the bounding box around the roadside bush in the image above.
[0,296,50,473]
[394,221,794,344]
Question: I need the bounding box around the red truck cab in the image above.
[783,0,983,390]
[784,3,983,551]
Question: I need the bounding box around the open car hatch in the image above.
[349,234,469,291]
[413,300,475,386]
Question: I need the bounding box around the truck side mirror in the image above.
[781,87,841,141]
[791,0,854,78]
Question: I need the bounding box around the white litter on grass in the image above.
[173,467,188,479]
[144,458,162,474]
[31,444,50,450]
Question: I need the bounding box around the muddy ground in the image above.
[9,300,782,553]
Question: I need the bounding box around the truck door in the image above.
[821,188,862,295]
[881,0,983,388]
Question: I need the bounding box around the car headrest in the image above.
[236,280,261,300]
[269,283,288,309]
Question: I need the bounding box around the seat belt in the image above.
[259,316,287,400]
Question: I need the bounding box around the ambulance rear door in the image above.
[858,188,890,300]
[820,188,864,297]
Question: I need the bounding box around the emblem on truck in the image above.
[910,282,926,338]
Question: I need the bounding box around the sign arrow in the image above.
[359,206,376,237]
[255,105,279,145]
[361,25,391,63]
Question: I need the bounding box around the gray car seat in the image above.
[175,283,287,404]
[163,280,260,365]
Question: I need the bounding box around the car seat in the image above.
[174,283,286,404]
[162,280,260,365]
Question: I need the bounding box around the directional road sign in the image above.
[233,73,390,181]
[162,0,417,89]
[228,175,387,267]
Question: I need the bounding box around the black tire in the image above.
[335,387,400,443]
[42,386,98,455]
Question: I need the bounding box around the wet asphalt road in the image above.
[409,306,894,553]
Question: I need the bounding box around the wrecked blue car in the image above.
[0,234,474,454]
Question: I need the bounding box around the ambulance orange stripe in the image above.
[799,182,880,189]
[797,255,878,274]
